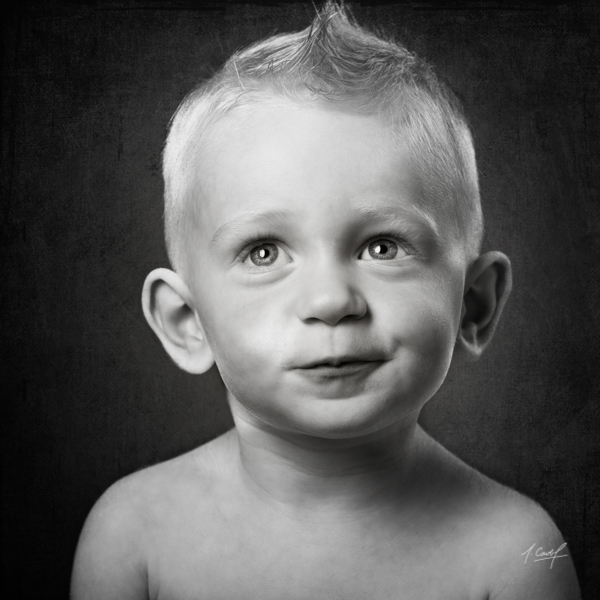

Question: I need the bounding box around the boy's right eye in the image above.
[243,242,290,269]
[249,243,278,266]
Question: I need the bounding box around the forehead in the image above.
[192,101,443,241]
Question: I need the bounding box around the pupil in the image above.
[250,243,278,266]
[368,239,397,260]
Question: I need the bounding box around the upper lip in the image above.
[295,354,387,369]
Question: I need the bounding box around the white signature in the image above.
[521,543,568,569]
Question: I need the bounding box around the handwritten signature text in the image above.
[521,543,568,569]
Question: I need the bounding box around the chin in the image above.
[278,399,410,440]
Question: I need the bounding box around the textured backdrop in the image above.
[2,1,599,598]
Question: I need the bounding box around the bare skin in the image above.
[71,103,580,599]
[72,425,579,599]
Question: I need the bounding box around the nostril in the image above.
[294,262,368,325]
[297,288,367,325]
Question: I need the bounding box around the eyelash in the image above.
[236,232,282,261]
[361,232,417,257]
[235,231,418,261]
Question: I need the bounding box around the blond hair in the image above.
[163,1,483,272]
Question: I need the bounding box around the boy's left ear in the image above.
[457,251,512,360]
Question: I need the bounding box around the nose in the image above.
[295,259,367,326]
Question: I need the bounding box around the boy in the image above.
[71,2,580,598]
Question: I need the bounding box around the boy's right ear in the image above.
[142,268,215,374]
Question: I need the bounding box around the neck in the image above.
[229,400,427,515]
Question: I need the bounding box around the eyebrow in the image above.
[210,209,293,247]
[209,203,442,248]
[355,203,442,245]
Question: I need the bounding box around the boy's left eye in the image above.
[359,239,407,261]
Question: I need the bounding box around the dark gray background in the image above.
[2,1,599,598]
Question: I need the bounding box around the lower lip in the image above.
[295,361,384,379]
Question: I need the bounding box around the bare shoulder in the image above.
[71,430,235,600]
[476,482,580,600]
[425,439,580,600]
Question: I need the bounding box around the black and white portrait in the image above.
[2,1,598,598]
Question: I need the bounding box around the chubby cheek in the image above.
[196,283,289,401]
[378,275,462,397]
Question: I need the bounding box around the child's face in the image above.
[185,102,468,438]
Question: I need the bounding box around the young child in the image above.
[71,3,580,598]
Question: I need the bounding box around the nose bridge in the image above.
[295,251,367,325]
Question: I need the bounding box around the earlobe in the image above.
[457,251,512,360]
[142,268,215,374]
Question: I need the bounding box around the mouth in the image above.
[294,355,388,377]
[298,353,386,368]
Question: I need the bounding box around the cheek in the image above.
[196,284,289,387]
[379,276,462,368]
[376,293,459,412]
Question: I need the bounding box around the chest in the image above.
[149,511,486,600]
